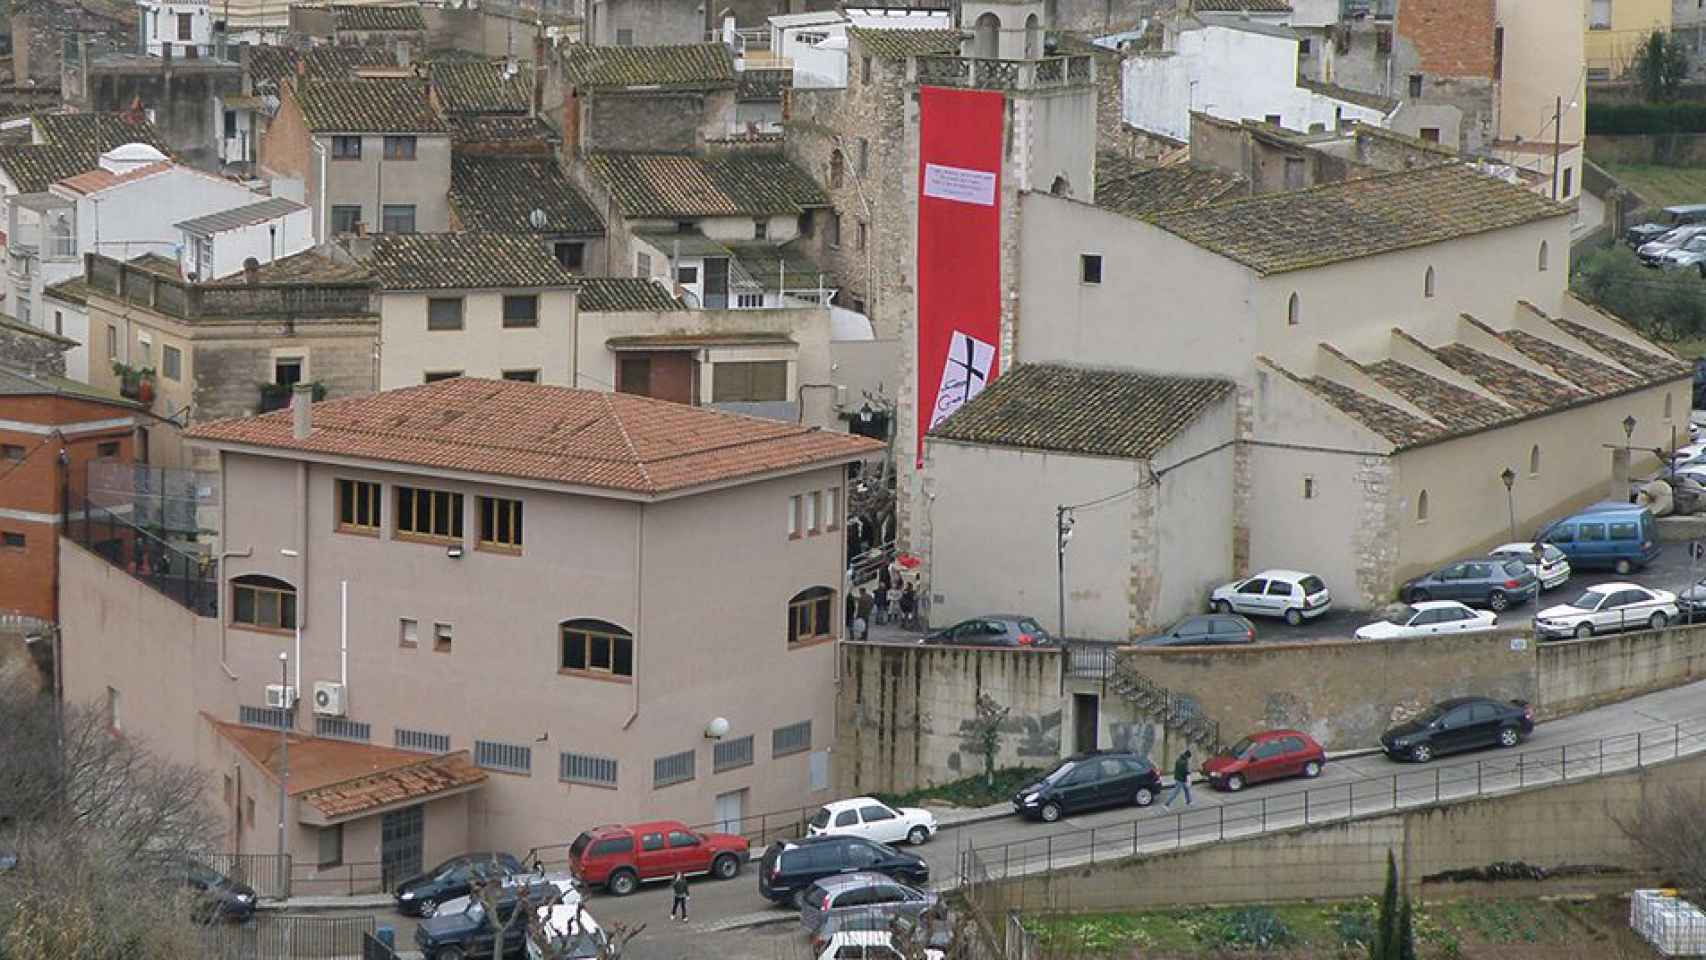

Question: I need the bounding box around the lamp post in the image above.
[1624,415,1638,449]
[1500,467,1517,543]
[277,650,289,859]
[1056,507,1074,640]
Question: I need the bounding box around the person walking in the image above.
[845,591,857,634]
[1163,750,1194,808]
[899,583,917,629]
[873,583,890,625]
[856,588,874,639]
[669,871,690,922]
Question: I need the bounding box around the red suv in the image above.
[568,820,749,896]
[1200,729,1326,792]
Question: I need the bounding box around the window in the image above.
[331,136,362,160]
[224,109,238,139]
[1302,475,1315,499]
[475,740,532,775]
[178,12,193,40]
[501,369,539,382]
[396,727,449,752]
[654,750,695,788]
[1,444,23,462]
[246,797,255,828]
[424,370,462,383]
[107,686,120,731]
[560,619,634,678]
[1417,490,1429,522]
[231,574,297,631]
[857,138,868,176]
[677,265,699,285]
[1287,292,1300,326]
[828,211,841,248]
[106,324,117,360]
[1299,37,1311,55]
[798,212,814,238]
[502,295,539,328]
[788,587,835,645]
[713,735,754,773]
[830,149,845,188]
[1492,25,1503,80]
[754,218,768,240]
[96,441,119,458]
[1666,393,1675,420]
[636,251,653,276]
[1264,113,1282,126]
[1283,156,1306,191]
[825,487,840,531]
[861,56,871,83]
[554,241,585,270]
[427,297,464,331]
[712,361,787,403]
[560,751,618,787]
[1080,254,1102,284]
[382,136,416,160]
[857,220,867,251]
[395,485,464,541]
[381,204,416,234]
[789,494,802,538]
[336,478,381,534]
[399,617,418,648]
[805,491,820,533]
[1529,444,1541,475]
[1538,241,1550,272]
[318,825,343,868]
[1408,73,1423,97]
[1424,266,1436,298]
[773,720,811,758]
[1590,0,1610,29]
[159,344,179,382]
[1419,127,1441,143]
[434,622,453,652]
[615,27,634,45]
[54,310,62,336]
[478,496,523,551]
[331,205,362,234]
[1562,167,1573,199]
[1,532,25,549]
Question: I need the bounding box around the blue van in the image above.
[1537,502,1660,575]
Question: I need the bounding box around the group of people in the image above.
[846,565,919,640]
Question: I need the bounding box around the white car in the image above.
[807,797,937,846]
[529,902,605,960]
[814,930,945,960]
[434,872,580,918]
[1534,583,1678,640]
[1209,569,1332,625]
[1354,601,1496,641]
[1488,542,1571,590]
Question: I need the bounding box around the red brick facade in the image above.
[1398,0,1497,78]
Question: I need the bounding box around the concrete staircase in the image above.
[1108,659,1222,756]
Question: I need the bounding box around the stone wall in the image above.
[80,67,242,170]
[0,319,68,376]
[588,92,712,153]
[190,324,378,425]
[1538,624,1706,718]
[1587,133,1706,168]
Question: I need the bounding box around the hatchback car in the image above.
[397,853,525,917]
[1012,752,1161,822]
[759,836,928,907]
[1354,601,1496,640]
[807,798,937,846]
[1639,224,1706,265]
[1379,696,1534,763]
[1534,583,1678,640]
[812,930,946,960]
[1400,559,1538,611]
[1208,570,1331,626]
[799,872,941,937]
[922,615,1051,647]
[567,821,747,896]
[1134,613,1255,646]
[1488,542,1571,591]
[811,909,953,959]
[184,861,259,923]
[1658,233,1706,275]
[1201,730,1324,792]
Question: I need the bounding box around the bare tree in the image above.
[968,693,1011,789]
[1612,781,1706,897]
[466,872,643,960]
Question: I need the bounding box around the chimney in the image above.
[291,383,313,438]
[11,10,28,86]
[243,256,260,284]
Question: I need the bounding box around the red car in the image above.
[568,820,749,896]
[1200,729,1326,792]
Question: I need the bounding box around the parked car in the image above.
[1537,502,1660,575]
[1534,583,1678,640]
[1488,542,1572,591]
[1675,579,1706,620]
[1379,696,1534,763]
[1201,730,1326,792]
[1354,601,1497,641]
[1656,233,1706,275]
[415,887,542,960]
[812,930,946,960]
[433,872,580,918]
[759,835,928,907]
[807,797,937,846]
[396,853,525,917]
[1399,559,1538,611]
[184,861,258,923]
[1626,203,1706,248]
[810,909,954,958]
[922,615,1052,647]
[799,872,941,937]
[529,904,606,960]
[1208,569,1332,626]
[568,821,747,896]
[1134,613,1255,646]
[1012,752,1161,822]
[1638,224,1706,265]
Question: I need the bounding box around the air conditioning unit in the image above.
[264,684,297,709]
[312,681,346,717]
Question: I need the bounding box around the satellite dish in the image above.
[528,208,548,230]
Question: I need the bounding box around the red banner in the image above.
[916,85,1004,466]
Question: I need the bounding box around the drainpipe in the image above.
[292,382,312,701]
[622,503,643,730]
[216,448,248,680]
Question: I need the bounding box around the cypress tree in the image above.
[1397,894,1416,960]
[1374,849,1399,960]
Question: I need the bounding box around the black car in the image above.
[396,853,525,917]
[1012,752,1161,822]
[923,615,1053,647]
[184,861,259,923]
[1135,614,1255,646]
[1379,696,1534,763]
[1400,559,1539,611]
[758,835,928,907]
[414,892,534,960]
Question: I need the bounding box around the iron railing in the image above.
[65,499,217,617]
[362,931,402,960]
[912,55,1093,91]
[205,853,292,900]
[200,913,374,960]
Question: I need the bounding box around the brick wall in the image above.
[1397,0,1496,78]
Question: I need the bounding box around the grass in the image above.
[871,766,1045,809]
[1599,161,1706,208]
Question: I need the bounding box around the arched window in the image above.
[1024,13,1040,59]
[1424,266,1436,298]
[560,618,634,678]
[1416,490,1429,522]
[1049,174,1071,197]
[1538,241,1549,272]
[1666,392,1675,420]
[1287,292,1301,326]
[788,586,836,645]
[829,149,844,189]
[231,574,297,630]
[974,12,1001,59]
[1529,444,1541,476]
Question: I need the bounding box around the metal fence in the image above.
[200,914,374,960]
[361,931,401,960]
[960,716,1706,887]
[65,499,217,616]
[206,853,292,900]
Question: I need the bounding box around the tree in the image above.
[1632,28,1690,103]
[968,692,1011,789]
[467,873,644,960]
[1572,246,1706,343]
[1374,849,1399,960]
[1613,782,1706,900]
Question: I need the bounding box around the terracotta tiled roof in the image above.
[431,59,532,114]
[1360,359,1512,431]
[186,378,882,496]
[1192,0,1291,11]
[448,115,558,145]
[296,78,448,133]
[0,144,106,194]
[737,67,791,101]
[929,363,1234,459]
[57,160,176,195]
[248,45,394,86]
[587,152,827,218]
[1429,343,1586,414]
[1549,316,1691,380]
[332,2,427,31]
[847,27,964,60]
[1097,161,1244,218]
[1146,163,1568,275]
[1496,329,1640,396]
[561,43,735,90]
[32,112,171,154]
[367,233,579,289]
[576,277,684,312]
[450,155,603,235]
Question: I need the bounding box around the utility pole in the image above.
[1056,507,1073,639]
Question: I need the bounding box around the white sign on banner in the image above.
[923,163,997,207]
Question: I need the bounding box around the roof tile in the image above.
[248,45,395,86]
[562,43,735,89]
[587,152,827,218]
[1191,0,1292,10]
[296,78,447,133]
[1096,160,1244,218]
[576,277,684,312]
[431,59,533,114]
[367,233,579,289]
[448,114,559,145]
[1549,317,1692,381]
[1496,329,1640,396]
[1429,343,1586,414]
[847,27,964,60]
[331,2,427,31]
[33,112,171,154]
[450,155,603,235]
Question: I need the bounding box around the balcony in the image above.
[910,54,1094,91]
[64,499,217,617]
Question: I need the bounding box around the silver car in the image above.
[799,872,940,937]
[1657,234,1706,275]
[1638,225,1706,266]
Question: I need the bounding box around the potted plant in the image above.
[113,361,141,400]
[135,367,156,405]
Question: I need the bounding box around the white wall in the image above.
[378,289,578,388]
[141,0,214,55]
[68,168,262,265]
[199,207,315,280]
[41,293,92,382]
[1152,398,1238,622]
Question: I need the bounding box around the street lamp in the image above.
[1500,467,1517,542]
[1056,507,1074,640]
[277,651,289,859]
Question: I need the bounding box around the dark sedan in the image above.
[1400,559,1538,612]
[1677,579,1706,621]
[923,615,1052,647]
[1380,696,1534,763]
[1135,613,1255,646]
[1012,752,1160,822]
[184,861,259,923]
[396,853,525,917]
